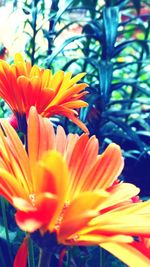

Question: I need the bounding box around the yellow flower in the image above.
[0,107,150,267]
[0,53,88,132]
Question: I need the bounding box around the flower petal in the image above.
[15,193,58,232]
[0,119,32,192]
[59,191,108,243]
[101,242,150,267]
[14,238,28,267]
[0,54,88,131]
[81,143,124,191]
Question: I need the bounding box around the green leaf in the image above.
[102,6,119,60]
[46,35,86,65]
[136,85,150,97]
[105,117,144,151]
[83,20,103,42]
[98,61,113,102]
[54,0,74,24]
[131,0,141,14]
[55,20,81,38]
[114,40,150,56]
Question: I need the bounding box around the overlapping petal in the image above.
[0,53,88,132]
[14,237,28,267]
[0,107,150,267]
[101,238,150,267]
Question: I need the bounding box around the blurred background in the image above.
[0,0,150,266]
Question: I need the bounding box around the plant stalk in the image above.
[0,197,13,266]
[38,249,52,267]
[28,237,35,267]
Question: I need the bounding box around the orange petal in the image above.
[42,105,89,133]
[67,134,99,198]
[14,238,28,267]
[28,106,42,168]
[28,106,56,171]
[89,212,150,237]
[36,151,69,231]
[62,100,88,109]
[15,193,58,232]
[55,126,67,154]
[82,143,124,191]
[99,183,140,211]
[0,169,27,199]
[57,83,88,104]
[35,151,69,198]
[101,242,150,267]
[70,234,133,246]
[0,119,32,192]
[59,191,108,243]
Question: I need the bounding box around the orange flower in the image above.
[0,53,88,132]
[0,107,150,267]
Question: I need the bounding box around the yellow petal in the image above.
[49,70,64,93]
[60,72,86,92]
[36,150,69,231]
[101,242,150,267]
[59,191,108,242]
[14,53,24,64]
[71,234,133,246]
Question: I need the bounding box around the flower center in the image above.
[29,193,36,206]
[55,201,70,230]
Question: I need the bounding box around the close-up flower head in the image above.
[0,107,150,267]
[0,53,88,132]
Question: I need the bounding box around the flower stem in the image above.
[99,246,103,267]
[66,249,71,267]
[38,249,52,267]
[0,197,13,265]
[0,242,7,267]
[28,237,35,267]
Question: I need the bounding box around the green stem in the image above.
[47,0,59,56]
[0,197,13,265]
[28,237,35,267]
[31,0,38,65]
[99,246,103,267]
[37,249,42,267]
[0,245,7,267]
[66,249,71,267]
[38,249,52,267]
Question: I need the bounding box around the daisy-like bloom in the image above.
[0,53,88,132]
[1,107,150,267]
